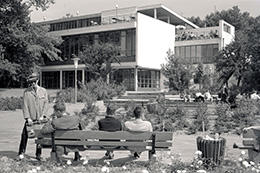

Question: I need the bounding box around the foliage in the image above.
[146,95,189,131]
[0,0,61,87]
[214,99,260,134]
[188,103,209,134]
[83,78,126,100]
[55,87,97,104]
[188,6,260,92]
[214,103,234,133]
[0,97,23,111]
[55,79,125,103]
[231,98,259,134]
[79,42,121,81]
[215,33,252,88]
[161,49,193,92]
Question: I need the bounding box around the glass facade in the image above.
[42,70,82,89]
[111,69,135,91]
[175,44,219,64]
[59,29,136,62]
[138,70,160,89]
[42,71,60,89]
[49,17,102,31]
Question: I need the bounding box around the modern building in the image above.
[175,20,235,73]
[39,4,234,91]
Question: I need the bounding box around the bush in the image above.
[214,103,235,133]
[84,78,126,100]
[0,97,23,111]
[231,98,259,134]
[146,95,189,131]
[187,103,209,134]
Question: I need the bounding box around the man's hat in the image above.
[27,72,39,82]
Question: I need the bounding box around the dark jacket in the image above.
[98,116,122,132]
[41,113,82,134]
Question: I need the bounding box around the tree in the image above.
[79,42,121,82]
[194,63,204,90]
[215,32,251,88]
[0,0,61,87]
[186,16,205,27]
[204,6,254,31]
[161,49,192,92]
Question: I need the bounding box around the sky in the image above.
[30,0,260,22]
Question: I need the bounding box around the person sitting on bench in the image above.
[124,106,153,158]
[98,104,122,159]
[40,100,83,162]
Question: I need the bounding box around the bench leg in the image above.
[50,151,57,161]
[148,150,156,161]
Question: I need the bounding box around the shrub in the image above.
[146,95,189,131]
[83,78,126,100]
[214,103,235,133]
[231,98,259,134]
[0,97,23,111]
[187,103,209,134]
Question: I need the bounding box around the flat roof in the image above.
[38,4,198,29]
[137,4,199,29]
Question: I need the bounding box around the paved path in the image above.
[0,108,243,165]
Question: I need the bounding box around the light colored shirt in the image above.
[124,118,153,132]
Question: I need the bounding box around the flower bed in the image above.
[1,150,259,173]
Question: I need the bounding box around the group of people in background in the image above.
[17,72,152,162]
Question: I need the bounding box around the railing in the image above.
[176,27,219,41]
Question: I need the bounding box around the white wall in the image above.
[136,13,175,69]
[219,20,235,48]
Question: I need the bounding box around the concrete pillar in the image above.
[121,31,126,56]
[60,70,62,89]
[154,8,157,19]
[82,69,85,85]
[134,67,138,91]
[39,71,42,87]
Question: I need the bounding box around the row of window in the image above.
[59,29,136,61]
[50,17,102,31]
[175,44,219,64]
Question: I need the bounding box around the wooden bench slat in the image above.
[54,131,173,141]
[153,132,173,141]
[54,131,155,140]
[55,140,150,147]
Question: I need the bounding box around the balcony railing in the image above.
[175,27,219,41]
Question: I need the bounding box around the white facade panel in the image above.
[136,13,175,69]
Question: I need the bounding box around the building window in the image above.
[175,44,219,64]
[223,23,231,34]
[42,71,60,89]
[138,70,160,89]
[111,69,135,91]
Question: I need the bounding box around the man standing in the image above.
[18,72,49,160]
[124,106,153,158]
[98,105,122,159]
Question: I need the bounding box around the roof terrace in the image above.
[175,26,220,41]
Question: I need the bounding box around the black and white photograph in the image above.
[0,0,260,172]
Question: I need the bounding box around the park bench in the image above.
[34,130,173,161]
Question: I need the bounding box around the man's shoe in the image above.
[105,152,114,159]
[36,155,42,161]
[134,152,140,159]
[16,153,25,161]
[73,153,82,161]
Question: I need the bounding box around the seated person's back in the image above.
[41,101,82,161]
[124,106,153,158]
[98,105,122,159]
[98,105,122,132]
